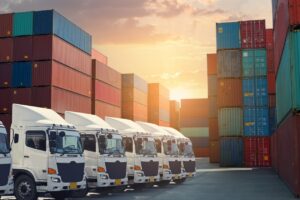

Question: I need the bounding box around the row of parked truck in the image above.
[0,104,196,200]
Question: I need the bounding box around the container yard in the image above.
[0,1,300,200]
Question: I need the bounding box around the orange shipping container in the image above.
[209,141,220,163]
[181,99,209,118]
[122,101,148,122]
[92,49,107,65]
[209,117,219,141]
[122,87,147,106]
[94,100,121,119]
[207,53,217,75]
[217,79,243,107]
[158,120,170,127]
[194,147,209,157]
[170,100,180,130]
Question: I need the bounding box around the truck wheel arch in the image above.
[13,169,36,182]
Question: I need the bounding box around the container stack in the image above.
[148,83,170,126]
[207,54,220,163]
[180,99,209,157]
[92,50,121,119]
[216,22,243,167]
[122,74,148,122]
[169,100,180,130]
[272,0,300,196]
[0,10,92,131]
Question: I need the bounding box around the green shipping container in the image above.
[218,108,243,136]
[242,49,267,77]
[13,12,33,36]
[180,127,209,137]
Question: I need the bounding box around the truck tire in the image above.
[14,175,38,200]
[50,191,70,200]
[174,178,186,184]
[157,180,170,186]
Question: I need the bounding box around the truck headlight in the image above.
[136,172,144,177]
[51,177,61,183]
[99,174,109,180]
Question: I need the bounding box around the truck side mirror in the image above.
[14,134,19,143]
[59,131,65,137]
[107,133,113,139]
[49,141,57,154]
[99,135,106,150]
[49,132,57,140]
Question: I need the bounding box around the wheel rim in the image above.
[18,181,32,198]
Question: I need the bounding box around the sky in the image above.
[0,0,273,100]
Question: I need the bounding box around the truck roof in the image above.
[136,121,172,138]
[162,126,187,139]
[65,111,116,131]
[12,104,73,128]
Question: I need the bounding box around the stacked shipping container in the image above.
[272,0,300,196]
[180,99,209,157]
[169,100,180,130]
[207,54,220,163]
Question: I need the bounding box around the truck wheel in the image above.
[174,178,186,184]
[14,175,38,200]
[50,191,70,200]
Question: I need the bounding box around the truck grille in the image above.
[183,160,196,173]
[105,161,127,179]
[141,161,159,177]
[0,164,10,186]
[169,160,181,174]
[57,162,84,183]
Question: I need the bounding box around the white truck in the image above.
[105,117,160,186]
[10,104,86,200]
[65,111,128,192]
[0,121,14,197]
[163,127,196,178]
[136,122,186,184]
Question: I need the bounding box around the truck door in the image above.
[81,134,98,178]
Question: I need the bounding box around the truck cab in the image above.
[0,121,14,197]
[64,111,128,191]
[10,104,86,200]
[137,122,186,184]
[105,117,160,186]
[163,127,196,178]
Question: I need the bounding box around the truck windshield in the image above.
[163,140,179,156]
[100,136,125,155]
[179,142,194,157]
[0,128,9,154]
[136,137,157,156]
[51,131,83,154]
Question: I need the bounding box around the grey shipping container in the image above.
[217,49,242,78]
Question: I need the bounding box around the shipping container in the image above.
[149,83,169,98]
[33,10,92,54]
[122,88,147,105]
[289,0,300,26]
[271,131,278,172]
[94,100,121,119]
[193,147,209,158]
[208,75,217,96]
[180,127,209,137]
[13,12,33,36]
[218,108,243,137]
[32,61,91,97]
[240,20,266,49]
[92,49,107,65]
[13,36,33,62]
[158,120,170,127]
[180,117,208,128]
[170,100,180,130]
[122,74,148,93]
[181,99,208,118]
[216,22,240,50]
[0,38,13,62]
[267,72,276,94]
[0,13,13,38]
[220,137,243,167]
[122,101,148,122]
[32,35,92,75]
[148,95,170,112]
[94,81,121,107]
[242,78,268,107]
[244,137,271,167]
[269,94,276,108]
[243,107,270,137]
[242,49,267,77]
[0,63,12,87]
[190,137,209,148]
[207,54,217,75]
[266,29,274,72]
[159,109,170,122]
[217,49,242,78]
[11,88,32,107]
[243,137,257,167]
[209,117,219,141]
[209,141,220,163]
[217,79,242,107]
[208,96,218,118]
[269,108,276,134]
[12,62,32,88]
[92,60,121,89]
[0,89,12,113]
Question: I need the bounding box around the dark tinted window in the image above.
[81,134,96,152]
[155,139,162,153]
[26,131,46,151]
[123,137,133,153]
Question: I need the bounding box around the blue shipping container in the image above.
[220,137,243,167]
[216,22,240,50]
[243,107,270,136]
[12,62,32,88]
[269,108,276,134]
[243,78,268,106]
[33,10,92,54]
[242,49,267,77]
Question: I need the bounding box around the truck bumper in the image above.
[0,177,14,195]
[161,170,173,181]
[96,176,128,188]
[46,175,86,192]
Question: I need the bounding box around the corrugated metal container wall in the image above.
[257,137,271,167]
[269,108,276,134]
[122,88,147,105]
[194,147,209,157]
[217,79,242,107]
[271,131,278,172]
[242,78,268,107]
[122,74,148,93]
[159,109,170,122]
[0,38,13,62]
[180,118,208,127]
[207,54,217,75]
[92,49,107,65]
[266,29,274,72]
[180,128,209,137]
[32,35,92,76]
[94,81,121,107]
[216,22,240,50]
[244,137,271,167]
[267,72,276,94]
[242,49,267,77]
[218,108,243,137]
[170,100,180,130]
[269,94,276,108]
[209,141,220,163]
[289,0,300,26]
[94,101,121,119]
[13,12,33,36]
[220,137,243,167]
[190,137,209,148]
[11,88,32,106]
[181,99,208,118]
[13,37,33,62]
[122,101,147,122]
[243,137,257,167]
[208,96,218,118]
[243,107,269,136]
[33,10,92,54]
[208,75,217,96]
[0,114,12,135]
[0,89,12,113]
[240,20,266,49]
[272,0,279,22]
[12,62,32,88]
[209,117,218,141]
[217,50,242,78]
[0,14,13,38]
[290,32,300,114]
[0,63,12,88]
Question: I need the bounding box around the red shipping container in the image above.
[241,20,266,49]
[244,137,271,167]
[289,0,300,27]
[94,81,121,107]
[0,89,12,113]
[180,99,209,118]
[13,36,33,61]
[257,137,271,167]
[267,72,276,94]
[193,147,209,158]
[0,63,12,87]
[32,35,92,76]
[207,54,217,75]
[209,117,219,141]
[32,61,91,97]
[94,100,121,119]
[92,60,121,89]
[266,29,274,72]
[122,101,148,122]
[0,114,12,139]
[217,79,243,107]
[269,94,276,108]
[32,86,91,115]
[271,132,278,173]
[11,88,32,106]
[209,141,220,163]
[244,137,258,167]
[0,38,13,62]
[0,14,13,38]
[92,49,107,65]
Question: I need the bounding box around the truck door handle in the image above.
[24,155,29,158]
